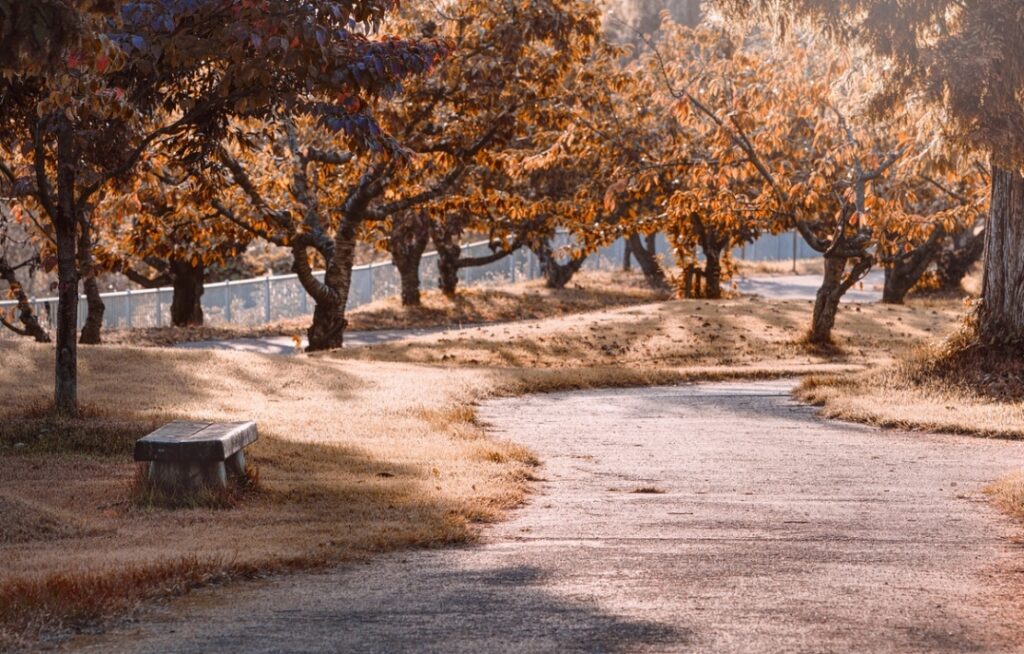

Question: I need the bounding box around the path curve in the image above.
[72,381,1024,653]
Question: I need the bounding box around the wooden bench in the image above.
[134,420,258,493]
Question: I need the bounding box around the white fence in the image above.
[1,231,811,333]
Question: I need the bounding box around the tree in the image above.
[0,205,50,342]
[648,22,929,343]
[0,0,447,413]
[719,0,1024,345]
[878,162,988,304]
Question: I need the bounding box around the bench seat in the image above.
[134,420,258,493]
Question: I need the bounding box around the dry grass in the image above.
[986,470,1024,522]
[736,257,825,276]
[102,269,666,347]
[796,307,1024,439]
[338,295,963,371]
[0,344,533,647]
[0,289,966,648]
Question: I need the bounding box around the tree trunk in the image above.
[809,257,848,345]
[54,223,78,413]
[306,218,359,351]
[534,241,586,289]
[702,247,724,299]
[169,259,205,326]
[627,233,669,291]
[935,226,985,293]
[882,228,944,305]
[622,242,632,271]
[395,251,425,306]
[979,166,1024,341]
[432,229,461,296]
[389,212,430,307]
[53,118,78,414]
[808,256,873,345]
[0,257,50,342]
[78,220,104,344]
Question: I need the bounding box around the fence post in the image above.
[155,289,162,328]
[126,289,133,329]
[264,274,272,323]
[224,280,232,323]
[792,231,798,273]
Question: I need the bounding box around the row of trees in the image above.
[1,0,1020,415]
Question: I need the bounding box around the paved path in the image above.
[73,381,1024,653]
[735,270,884,303]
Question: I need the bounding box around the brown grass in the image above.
[796,307,1024,439]
[0,290,965,647]
[736,257,825,276]
[338,295,962,371]
[101,269,666,347]
[986,470,1024,522]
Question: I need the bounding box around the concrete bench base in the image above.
[135,422,256,496]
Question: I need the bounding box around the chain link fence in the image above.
[1,232,812,334]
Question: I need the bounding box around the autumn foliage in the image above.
[1,0,1018,411]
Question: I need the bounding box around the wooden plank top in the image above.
[133,420,258,463]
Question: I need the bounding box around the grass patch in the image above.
[630,486,667,494]
[796,310,1024,439]
[986,470,1024,522]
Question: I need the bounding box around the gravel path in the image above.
[71,381,1024,653]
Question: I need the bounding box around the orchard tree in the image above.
[719,0,1024,346]
[0,204,50,342]
[0,0,447,414]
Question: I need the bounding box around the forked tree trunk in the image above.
[0,257,50,342]
[935,227,984,293]
[808,257,848,345]
[534,242,586,289]
[808,256,874,345]
[979,166,1024,341]
[169,259,205,326]
[389,212,430,306]
[78,222,105,345]
[627,232,669,291]
[882,228,944,305]
[306,219,359,351]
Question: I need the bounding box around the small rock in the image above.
[13,442,26,449]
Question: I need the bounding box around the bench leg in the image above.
[149,460,228,495]
[225,449,247,481]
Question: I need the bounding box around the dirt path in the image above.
[71,380,1024,653]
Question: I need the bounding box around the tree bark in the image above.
[627,232,669,291]
[53,118,78,414]
[702,246,724,299]
[169,259,205,326]
[808,256,873,345]
[622,242,632,271]
[431,226,462,296]
[0,256,50,342]
[534,241,586,289]
[54,222,78,413]
[305,218,359,351]
[388,212,430,306]
[78,220,104,344]
[979,165,1024,341]
[935,226,985,293]
[881,227,944,305]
